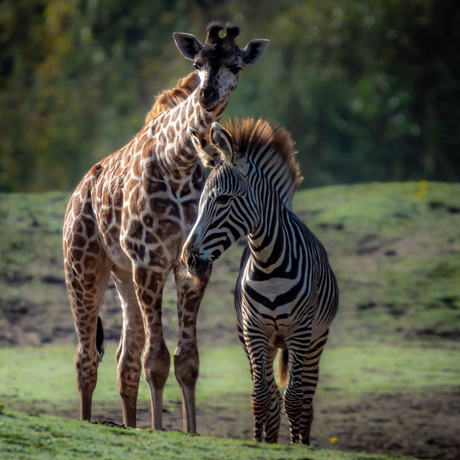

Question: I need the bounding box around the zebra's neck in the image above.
[248,192,297,273]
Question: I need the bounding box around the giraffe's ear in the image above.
[188,127,219,167]
[242,39,270,65]
[210,122,249,174]
[173,33,204,60]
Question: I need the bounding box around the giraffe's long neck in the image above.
[151,88,228,173]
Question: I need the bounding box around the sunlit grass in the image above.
[1,341,458,414]
[0,410,405,460]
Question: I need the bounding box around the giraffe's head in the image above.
[173,23,269,111]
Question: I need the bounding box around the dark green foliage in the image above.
[1,0,459,192]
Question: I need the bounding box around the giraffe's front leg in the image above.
[112,267,145,428]
[173,264,211,434]
[133,265,170,430]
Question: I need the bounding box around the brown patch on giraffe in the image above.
[147,249,167,269]
[147,276,162,296]
[142,292,153,305]
[179,183,192,197]
[127,220,144,240]
[71,249,84,261]
[181,202,199,225]
[87,241,102,255]
[143,178,167,195]
[134,267,148,287]
[72,235,87,249]
[144,230,156,244]
[157,219,181,241]
[83,219,96,238]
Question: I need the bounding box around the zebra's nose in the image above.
[182,248,210,276]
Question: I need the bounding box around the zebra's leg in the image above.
[263,346,282,443]
[246,331,271,442]
[283,353,305,443]
[283,326,312,444]
[299,329,329,445]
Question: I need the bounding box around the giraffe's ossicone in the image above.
[63,22,268,434]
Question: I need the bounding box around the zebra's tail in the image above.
[96,316,105,362]
[277,348,289,387]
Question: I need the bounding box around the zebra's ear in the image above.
[188,127,219,167]
[210,122,232,161]
[210,122,249,173]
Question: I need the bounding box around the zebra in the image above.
[181,118,339,444]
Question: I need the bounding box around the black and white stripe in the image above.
[182,119,338,444]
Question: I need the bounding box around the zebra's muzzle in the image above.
[182,249,211,276]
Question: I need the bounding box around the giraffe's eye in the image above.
[216,194,232,204]
[229,65,242,75]
[193,62,202,70]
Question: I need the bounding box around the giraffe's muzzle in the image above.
[199,85,220,111]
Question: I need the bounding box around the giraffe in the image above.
[63,23,269,434]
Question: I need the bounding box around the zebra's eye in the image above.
[215,194,232,204]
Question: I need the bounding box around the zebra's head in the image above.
[182,122,258,275]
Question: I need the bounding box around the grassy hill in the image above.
[0,409,409,460]
[1,182,459,347]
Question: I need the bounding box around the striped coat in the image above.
[182,119,338,444]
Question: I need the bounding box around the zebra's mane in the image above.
[145,72,200,124]
[222,118,303,202]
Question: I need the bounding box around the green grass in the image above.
[1,342,458,415]
[0,410,407,460]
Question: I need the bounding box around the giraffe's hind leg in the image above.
[112,266,145,428]
[64,230,112,422]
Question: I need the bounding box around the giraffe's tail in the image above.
[96,316,105,362]
[277,348,289,388]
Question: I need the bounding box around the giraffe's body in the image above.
[63,24,269,432]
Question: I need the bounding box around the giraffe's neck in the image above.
[150,88,228,173]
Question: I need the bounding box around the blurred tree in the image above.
[0,0,458,192]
